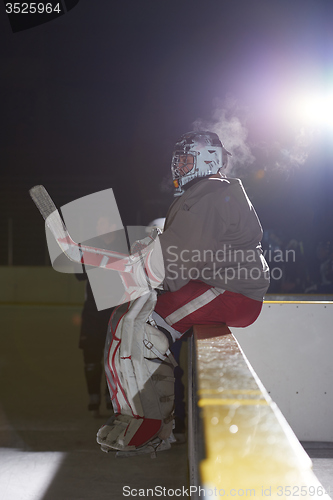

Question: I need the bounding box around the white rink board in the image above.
[232,302,333,442]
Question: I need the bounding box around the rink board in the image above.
[189,323,330,500]
[232,300,333,441]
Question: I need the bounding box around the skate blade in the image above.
[100,444,112,453]
[114,438,171,458]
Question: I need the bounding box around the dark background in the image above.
[1,0,333,292]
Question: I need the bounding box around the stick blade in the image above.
[29,185,58,220]
[29,184,69,243]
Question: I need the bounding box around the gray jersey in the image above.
[157,177,270,301]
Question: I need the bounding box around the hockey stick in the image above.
[29,186,161,294]
[29,185,137,272]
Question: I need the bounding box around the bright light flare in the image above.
[291,91,333,129]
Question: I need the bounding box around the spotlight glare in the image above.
[293,90,333,129]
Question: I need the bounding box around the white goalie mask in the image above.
[171,131,231,195]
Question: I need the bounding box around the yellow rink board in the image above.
[194,330,330,499]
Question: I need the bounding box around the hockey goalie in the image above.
[30,130,270,456]
[96,131,270,455]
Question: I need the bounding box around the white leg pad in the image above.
[97,291,175,451]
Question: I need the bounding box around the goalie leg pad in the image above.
[97,291,175,451]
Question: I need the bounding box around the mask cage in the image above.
[171,152,198,180]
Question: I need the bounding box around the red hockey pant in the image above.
[155,281,262,335]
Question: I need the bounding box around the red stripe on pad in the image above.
[128,418,162,447]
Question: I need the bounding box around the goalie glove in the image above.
[130,227,161,255]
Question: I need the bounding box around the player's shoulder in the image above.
[192,176,242,196]
[168,177,243,216]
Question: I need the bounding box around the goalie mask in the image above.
[171,131,232,195]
